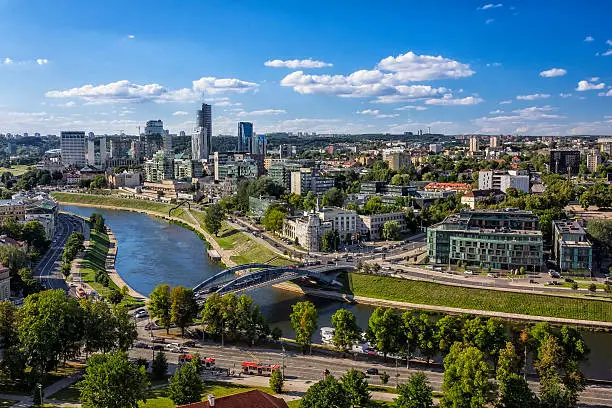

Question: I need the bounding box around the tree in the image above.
[78,351,149,408]
[81,299,115,355]
[90,175,107,190]
[587,220,612,249]
[435,315,463,355]
[322,187,346,207]
[559,325,589,364]
[271,327,283,341]
[0,300,18,348]
[89,213,105,233]
[111,305,138,352]
[330,309,361,353]
[303,191,317,211]
[440,343,496,408]
[201,292,225,339]
[204,203,225,236]
[340,368,370,407]
[290,301,318,353]
[415,313,437,365]
[108,289,124,304]
[321,230,337,252]
[168,360,204,405]
[496,342,538,408]
[148,284,172,334]
[170,286,198,337]
[151,351,168,381]
[299,375,350,408]
[262,205,287,233]
[269,368,284,394]
[381,221,401,241]
[21,220,49,252]
[395,372,433,408]
[462,317,507,365]
[366,307,404,357]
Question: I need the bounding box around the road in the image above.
[127,330,612,408]
[34,213,86,291]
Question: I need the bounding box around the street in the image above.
[34,213,87,291]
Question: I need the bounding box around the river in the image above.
[61,205,612,381]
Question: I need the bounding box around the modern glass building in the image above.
[238,122,253,153]
[427,209,543,270]
[553,220,593,272]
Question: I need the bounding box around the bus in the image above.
[241,361,280,376]
[178,354,216,369]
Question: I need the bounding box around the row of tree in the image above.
[60,231,85,277]
[0,290,137,386]
[89,212,105,234]
[148,284,199,336]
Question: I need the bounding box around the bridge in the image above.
[193,262,354,298]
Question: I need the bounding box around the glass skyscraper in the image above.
[238,121,253,153]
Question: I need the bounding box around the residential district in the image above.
[1,103,612,407]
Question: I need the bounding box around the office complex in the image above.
[196,103,212,153]
[427,209,543,270]
[60,131,86,167]
[478,170,529,193]
[144,150,174,182]
[290,168,335,196]
[489,135,499,148]
[238,122,254,153]
[553,220,593,272]
[549,149,580,175]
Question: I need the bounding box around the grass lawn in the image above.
[286,399,392,407]
[0,364,82,395]
[343,272,612,322]
[78,229,144,308]
[139,381,273,408]
[0,399,16,407]
[52,193,177,214]
[0,164,33,176]
[47,383,80,402]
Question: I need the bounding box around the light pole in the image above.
[37,383,43,406]
[281,342,286,380]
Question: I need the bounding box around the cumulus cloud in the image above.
[485,19,495,24]
[486,62,502,67]
[1,57,49,66]
[516,93,550,100]
[279,51,473,103]
[394,105,428,111]
[237,109,286,117]
[478,3,503,10]
[264,58,333,69]
[576,79,606,91]
[36,58,49,65]
[584,36,594,42]
[602,50,612,56]
[499,100,513,105]
[425,94,484,106]
[128,34,135,39]
[599,89,612,97]
[45,77,259,104]
[607,40,612,46]
[172,111,189,116]
[559,93,572,98]
[539,68,567,78]
[473,106,565,131]
[356,109,399,118]
[489,109,504,114]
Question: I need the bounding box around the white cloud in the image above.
[485,19,495,24]
[376,51,475,81]
[559,93,572,98]
[172,111,189,116]
[499,100,512,105]
[264,58,333,69]
[394,105,428,111]
[584,36,594,42]
[2,57,13,65]
[591,77,600,82]
[576,80,606,91]
[607,40,612,46]
[598,89,612,97]
[516,93,550,100]
[474,106,566,132]
[425,94,484,106]
[356,109,398,118]
[486,62,502,67]
[489,109,504,114]
[128,34,135,39]
[602,50,612,56]
[36,58,49,65]
[1,57,49,66]
[237,109,286,117]
[45,77,259,104]
[478,3,503,10]
[539,68,567,78]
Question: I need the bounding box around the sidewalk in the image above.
[104,226,147,300]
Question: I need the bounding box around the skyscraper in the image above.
[144,120,164,157]
[469,135,479,153]
[238,122,253,152]
[196,103,212,151]
[549,149,580,175]
[60,131,86,167]
[191,127,208,160]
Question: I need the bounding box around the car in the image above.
[152,344,164,351]
[487,273,497,278]
[550,272,561,279]
[133,342,150,349]
[135,309,148,318]
[545,281,554,286]
[365,368,379,375]
[529,279,538,284]
[327,260,334,265]
[564,278,574,283]
[152,337,165,343]
[165,343,183,353]
[464,270,474,275]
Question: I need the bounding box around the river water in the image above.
[61,205,612,381]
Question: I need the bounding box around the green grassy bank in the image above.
[343,272,612,322]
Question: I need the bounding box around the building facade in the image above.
[0,199,26,221]
[427,209,543,270]
[238,122,254,153]
[387,152,411,171]
[359,212,408,240]
[0,264,10,301]
[60,131,86,167]
[144,150,174,182]
[553,220,593,272]
[549,149,580,175]
[191,127,209,160]
[196,103,212,153]
[478,170,529,193]
[586,149,601,173]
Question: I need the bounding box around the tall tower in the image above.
[60,131,86,167]
[196,103,212,154]
[469,135,479,153]
[238,122,253,153]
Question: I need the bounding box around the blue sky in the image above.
[0,0,610,136]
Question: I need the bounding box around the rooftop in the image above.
[176,390,289,408]
[554,219,586,235]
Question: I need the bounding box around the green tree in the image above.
[81,299,115,355]
[200,292,225,339]
[322,187,346,207]
[381,220,401,241]
[340,368,371,407]
[262,205,287,233]
[300,375,350,408]
[111,305,138,352]
[395,372,433,408]
[290,301,318,353]
[587,219,612,249]
[151,351,168,381]
[303,191,317,211]
[21,220,49,251]
[168,359,204,405]
[496,342,538,408]
[435,314,463,355]
[78,351,149,408]
[148,284,172,334]
[90,175,107,190]
[321,230,337,252]
[204,203,225,236]
[170,286,198,337]
[415,313,437,365]
[330,309,361,353]
[269,368,284,394]
[366,307,404,357]
[559,325,589,364]
[463,317,508,365]
[440,343,496,408]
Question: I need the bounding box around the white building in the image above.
[429,144,443,154]
[489,135,499,148]
[478,170,529,193]
[0,264,10,301]
[290,168,335,196]
[191,127,209,161]
[282,213,329,252]
[86,137,107,168]
[469,135,479,153]
[586,149,601,173]
[60,131,86,167]
[317,207,360,241]
[358,212,408,240]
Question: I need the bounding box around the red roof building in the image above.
[424,182,473,192]
[177,390,289,408]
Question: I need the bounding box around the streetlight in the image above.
[36,383,43,406]
[281,342,286,380]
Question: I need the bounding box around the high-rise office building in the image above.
[254,134,267,156]
[196,103,212,152]
[191,127,209,160]
[144,120,164,157]
[238,122,253,153]
[86,137,107,168]
[549,149,580,175]
[60,131,86,167]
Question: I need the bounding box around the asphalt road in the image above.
[127,333,612,408]
[34,213,85,291]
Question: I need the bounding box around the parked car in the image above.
[183,340,197,348]
[487,273,497,278]
[165,343,183,353]
[529,279,538,284]
[133,342,150,349]
[365,368,379,375]
[135,309,148,318]
[564,278,574,283]
[464,270,474,275]
[550,272,561,279]
[152,337,165,344]
[152,344,164,351]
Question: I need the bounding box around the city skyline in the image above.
[0,0,611,136]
